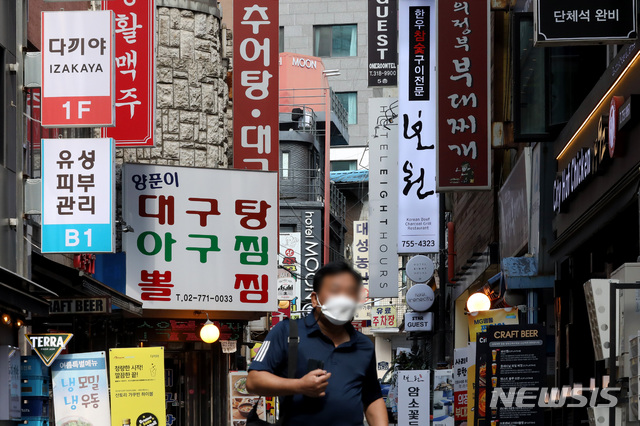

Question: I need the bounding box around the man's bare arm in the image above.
[364,398,389,426]
[246,369,331,397]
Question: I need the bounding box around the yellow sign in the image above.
[468,308,518,342]
[109,347,165,426]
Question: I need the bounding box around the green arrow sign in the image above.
[26,333,73,367]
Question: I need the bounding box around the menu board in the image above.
[486,324,546,425]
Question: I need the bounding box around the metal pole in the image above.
[323,89,331,264]
[16,0,27,278]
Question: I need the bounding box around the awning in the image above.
[32,254,143,316]
[0,265,56,315]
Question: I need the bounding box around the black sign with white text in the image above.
[368,0,398,87]
[408,6,430,100]
[536,0,637,45]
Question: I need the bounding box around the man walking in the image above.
[247,261,388,426]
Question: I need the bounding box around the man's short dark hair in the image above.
[312,261,363,293]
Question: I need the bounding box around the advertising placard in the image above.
[26,334,74,367]
[398,370,430,426]
[535,0,637,45]
[102,0,155,147]
[453,346,473,425]
[233,0,279,171]
[279,232,301,301]
[368,0,398,86]
[398,0,439,254]
[371,305,397,329]
[352,221,371,321]
[486,324,546,426]
[52,352,111,426]
[368,98,399,298]
[300,209,322,312]
[0,346,20,421]
[468,308,519,342]
[433,369,454,426]
[228,371,267,425]
[123,164,278,312]
[109,347,165,426]
[42,138,115,253]
[41,11,115,127]
[437,0,491,191]
[473,333,490,425]
[404,311,433,332]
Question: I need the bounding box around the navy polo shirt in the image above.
[249,315,382,426]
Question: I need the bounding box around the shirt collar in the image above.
[303,312,358,348]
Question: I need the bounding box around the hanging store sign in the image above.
[453,346,473,425]
[398,0,439,254]
[404,311,433,332]
[26,334,74,367]
[102,0,155,147]
[299,210,322,312]
[535,0,637,45]
[437,0,491,191]
[279,232,301,301]
[368,0,398,87]
[49,297,111,315]
[52,352,111,426]
[41,11,115,127]
[124,164,278,312]
[233,0,279,171]
[352,221,371,321]
[398,370,430,426]
[406,283,435,312]
[368,98,399,298]
[41,138,115,253]
[109,347,165,426]
[371,305,397,329]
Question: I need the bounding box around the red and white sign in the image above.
[436,0,491,191]
[102,0,155,147]
[233,0,279,171]
[609,95,624,158]
[41,11,115,128]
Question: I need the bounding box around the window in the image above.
[331,160,357,172]
[313,24,357,57]
[281,151,290,178]
[279,27,284,53]
[336,92,357,124]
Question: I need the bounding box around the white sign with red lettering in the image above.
[41,11,115,127]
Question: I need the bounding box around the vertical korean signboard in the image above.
[368,98,399,298]
[52,352,111,426]
[124,164,278,312]
[453,346,473,426]
[41,11,115,127]
[398,0,439,254]
[279,232,301,301]
[398,370,430,426]
[233,0,279,171]
[352,221,371,321]
[42,138,115,253]
[368,0,398,86]
[102,0,155,147]
[437,0,491,191]
[109,347,165,426]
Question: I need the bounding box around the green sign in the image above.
[26,333,73,367]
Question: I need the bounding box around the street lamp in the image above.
[200,314,220,343]
[466,292,491,312]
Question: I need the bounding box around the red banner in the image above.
[437,0,491,190]
[102,0,155,147]
[233,0,279,171]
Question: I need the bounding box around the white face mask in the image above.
[319,295,358,325]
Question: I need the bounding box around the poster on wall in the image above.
[398,0,439,254]
[352,221,371,321]
[453,346,473,426]
[398,370,430,426]
[368,98,399,298]
[436,0,491,191]
[109,347,165,426]
[233,0,279,171]
[433,369,454,426]
[468,308,519,342]
[41,11,115,128]
[52,352,111,426]
[41,138,115,253]
[102,0,155,146]
[279,232,301,302]
[472,333,490,426]
[228,371,268,425]
[368,0,398,86]
[486,324,546,426]
[123,164,278,312]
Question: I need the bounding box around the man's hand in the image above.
[297,369,331,397]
